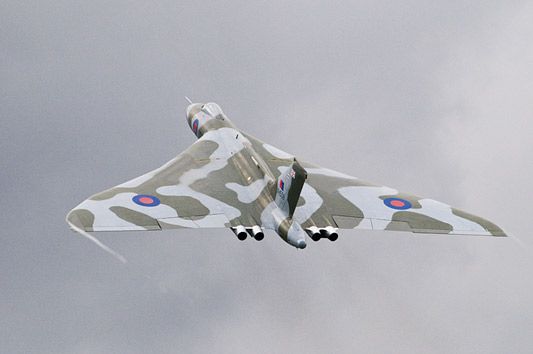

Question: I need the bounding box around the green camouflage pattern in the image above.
[67,102,506,249]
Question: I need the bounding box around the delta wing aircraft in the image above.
[67,102,506,250]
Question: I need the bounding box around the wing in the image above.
[244,133,506,237]
[67,129,272,232]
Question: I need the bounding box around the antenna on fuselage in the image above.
[184,96,193,104]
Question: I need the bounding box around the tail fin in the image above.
[274,159,307,217]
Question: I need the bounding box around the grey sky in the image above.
[1,1,532,353]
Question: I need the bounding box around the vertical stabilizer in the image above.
[274,159,307,217]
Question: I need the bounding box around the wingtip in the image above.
[66,208,127,264]
[66,208,83,231]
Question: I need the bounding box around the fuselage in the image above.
[186,102,308,248]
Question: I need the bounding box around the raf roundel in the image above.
[383,197,412,210]
[132,194,161,207]
[192,119,199,134]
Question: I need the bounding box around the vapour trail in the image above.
[66,219,128,264]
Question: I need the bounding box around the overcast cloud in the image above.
[1,1,532,353]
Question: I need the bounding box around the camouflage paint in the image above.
[67,102,507,249]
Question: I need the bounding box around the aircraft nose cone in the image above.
[296,240,307,249]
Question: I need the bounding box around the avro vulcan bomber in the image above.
[67,102,506,250]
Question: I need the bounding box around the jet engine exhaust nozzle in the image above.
[307,226,339,241]
[248,225,264,241]
[306,226,322,241]
[322,226,339,241]
[232,226,248,241]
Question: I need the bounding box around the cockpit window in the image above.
[202,102,224,118]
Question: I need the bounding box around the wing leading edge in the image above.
[67,132,248,232]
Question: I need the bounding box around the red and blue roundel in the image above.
[192,119,199,134]
[383,197,412,210]
[132,194,161,207]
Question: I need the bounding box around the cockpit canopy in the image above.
[202,102,225,119]
[186,101,233,138]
